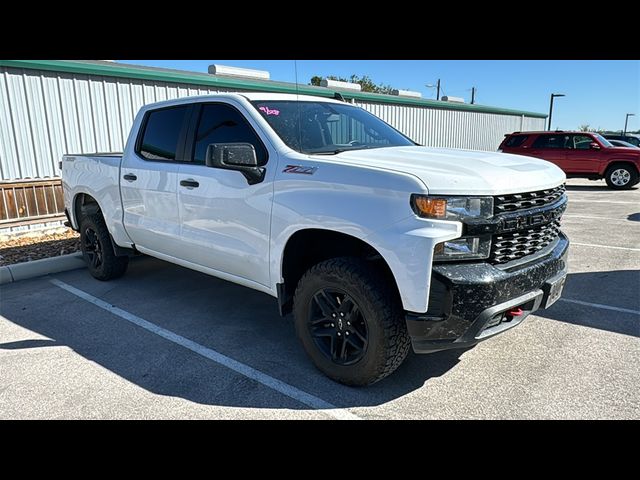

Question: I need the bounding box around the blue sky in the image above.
[119,60,639,132]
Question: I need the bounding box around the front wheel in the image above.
[80,213,128,281]
[605,165,638,189]
[293,257,410,386]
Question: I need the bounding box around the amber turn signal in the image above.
[412,196,447,219]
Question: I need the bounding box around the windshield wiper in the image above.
[310,146,380,155]
[312,149,351,155]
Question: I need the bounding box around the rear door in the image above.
[526,134,571,171]
[565,134,601,172]
[121,104,191,258]
[176,101,275,287]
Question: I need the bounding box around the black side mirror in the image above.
[590,142,601,150]
[205,143,265,185]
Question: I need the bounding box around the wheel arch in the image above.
[73,192,104,229]
[277,228,402,316]
[603,160,640,177]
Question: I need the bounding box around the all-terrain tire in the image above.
[293,257,410,386]
[79,213,128,281]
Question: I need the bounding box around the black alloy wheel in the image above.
[308,288,368,366]
[82,226,103,270]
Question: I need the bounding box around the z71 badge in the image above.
[283,165,318,175]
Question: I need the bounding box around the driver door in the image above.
[176,101,276,287]
[565,134,602,172]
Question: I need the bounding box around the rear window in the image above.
[138,106,189,161]
[504,134,528,147]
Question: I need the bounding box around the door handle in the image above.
[180,179,200,188]
[123,173,137,182]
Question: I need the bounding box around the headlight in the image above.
[410,194,493,221]
[411,194,494,261]
[434,236,491,261]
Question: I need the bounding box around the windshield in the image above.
[593,133,614,148]
[251,100,415,154]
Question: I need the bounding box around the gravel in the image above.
[0,228,80,266]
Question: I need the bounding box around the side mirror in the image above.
[590,142,601,150]
[205,143,265,185]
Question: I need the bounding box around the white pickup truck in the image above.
[62,92,569,386]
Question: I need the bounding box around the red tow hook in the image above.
[506,307,524,317]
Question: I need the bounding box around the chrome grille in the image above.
[494,184,566,214]
[490,220,561,264]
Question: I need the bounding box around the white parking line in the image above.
[49,278,361,420]
[558,298,640,316]
[568,200,638,205]
[563,215,633,222]
[571,242,640,252]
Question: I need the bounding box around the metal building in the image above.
[0,60,546,229]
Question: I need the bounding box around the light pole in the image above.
[425,79,441,100]
[624,113,635,135]
[547,93,565,131]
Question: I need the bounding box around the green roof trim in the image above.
[0,60,547,119]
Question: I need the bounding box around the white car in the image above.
[62,93,569,385]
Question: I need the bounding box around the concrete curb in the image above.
[0,252,85,285]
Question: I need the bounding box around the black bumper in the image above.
[406,232,569,353]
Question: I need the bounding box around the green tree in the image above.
[579,124,593,132]
[310,74,395,94]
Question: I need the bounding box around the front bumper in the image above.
[407,232,569,353]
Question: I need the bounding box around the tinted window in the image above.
[504,134,528,147]
[193,104,267,165]
[532,134,569,149]
[138,106,189,161]
[570,134,593,150]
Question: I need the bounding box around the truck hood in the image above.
[327,146,566,195]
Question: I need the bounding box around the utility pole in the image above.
[471,87,476,105]
[624,113,635,135]
[425,79,442,100]
[548,93,566,131]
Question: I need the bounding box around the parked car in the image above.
[500,131,640,189]
[62,93,569,386]
[608,139,640,149]
[602,134,640,147]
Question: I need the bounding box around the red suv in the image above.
[499,131,640,189]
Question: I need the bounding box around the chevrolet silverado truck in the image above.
[62,93,569,386]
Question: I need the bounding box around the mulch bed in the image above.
[0,228,81,266]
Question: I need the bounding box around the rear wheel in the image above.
[293,257,410,386]
[80,213,128,281]
[605,164,638,189]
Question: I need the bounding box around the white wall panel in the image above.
[0,66,546,181]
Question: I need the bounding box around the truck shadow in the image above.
[534,269,639,337]
[0,257,464,412]
[5,259,635,414]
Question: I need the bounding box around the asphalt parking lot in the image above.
[1,178,638,419]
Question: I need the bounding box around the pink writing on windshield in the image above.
[259,106,280,116]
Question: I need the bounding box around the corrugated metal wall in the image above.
[0,66,545,182]
[356,101,545,151]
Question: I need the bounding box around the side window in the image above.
[532,135,569,149]
[571,135,593,150]
[192,104,267,165]
[505,135,529,147]
[138,106,189,161]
